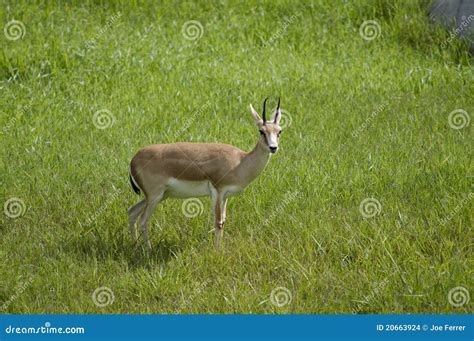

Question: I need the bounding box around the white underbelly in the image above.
[165,178,211,198]
[222,185,243,196]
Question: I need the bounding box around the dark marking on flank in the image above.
[130,174,140,194]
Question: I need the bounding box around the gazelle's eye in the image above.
[259,130,265,135]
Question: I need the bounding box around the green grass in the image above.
[1,0,472,314]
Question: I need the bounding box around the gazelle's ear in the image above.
[249,104,262,124]
[273,97,281,124]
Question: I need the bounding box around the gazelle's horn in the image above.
[274,97,280,123]
[262,97,268,124]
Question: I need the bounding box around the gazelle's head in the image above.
[250,97,282,154]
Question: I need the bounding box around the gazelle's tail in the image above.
[129,166,141,195]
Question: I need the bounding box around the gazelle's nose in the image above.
[269,146,278,153]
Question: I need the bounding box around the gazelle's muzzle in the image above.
[266,133,279,153]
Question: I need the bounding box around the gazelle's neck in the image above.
[238,136,271,186]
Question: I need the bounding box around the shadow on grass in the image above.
[61,223,184,269]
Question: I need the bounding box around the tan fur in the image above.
[128,100,283,249]
[131,140,271,196]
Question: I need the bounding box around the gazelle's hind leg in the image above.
[127,199,146,241]
[140,191,165,251]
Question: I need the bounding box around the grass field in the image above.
[1,0,472,314]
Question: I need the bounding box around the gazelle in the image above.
[127,98,283,249]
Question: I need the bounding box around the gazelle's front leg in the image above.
[210,185,227,248]
[220,196,228,230]
[215,196,228,248]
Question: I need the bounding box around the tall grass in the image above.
[0,0,472,314]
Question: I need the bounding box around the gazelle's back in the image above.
[130,142,246,184]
